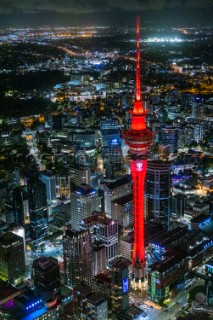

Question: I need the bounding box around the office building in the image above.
[63,228,92,288]
[55,173,70,199]
[111,257,130,312]
[26,174,47,222]
[92,240,106,275]
[70,184,101,231]
[5,168,20,190]
[73,284,108,320]
[92,270,112,305]
[160,126,178,154]
[111,193,133,229]
[4,186,28,227]
[83,212,118,268]
[39,170,56,203]
[26,174,48,239]
[69,164,91,188]
[148,228,213,301]
[146,160,171,222]
[108,138,123,165]
[0,232,25,285]
[32,256,60,292]
[103,175,132,217]
[172,194,187,217]
[68,128,97,148]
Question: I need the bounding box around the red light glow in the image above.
[122,16,154,284]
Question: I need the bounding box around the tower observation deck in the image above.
[122,16,154,288]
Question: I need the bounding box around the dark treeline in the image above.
[0,70,69,92]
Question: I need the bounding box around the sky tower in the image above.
[122,16,154,288]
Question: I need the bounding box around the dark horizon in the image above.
[0,7,213,28]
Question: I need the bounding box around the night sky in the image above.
[0,0,212,27]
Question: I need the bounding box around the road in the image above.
[130,278,205,320]
[25,239,63,279]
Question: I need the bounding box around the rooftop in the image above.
[73,184,97,196]
[112,193,133,205]
[39,170,54,177]
[105,174,132,191]
[87,293,105,305]
[150,226,189,249]
[73,284,92,298]
[94,270,112,284]
[0,231,23,246]
[32,256,58,272]
[84,211,115,226]
[191,214,211,224]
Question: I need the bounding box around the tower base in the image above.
[131,262,146,290]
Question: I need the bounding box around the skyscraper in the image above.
[146,160,171,223]
[0,232,25,285]
[70,184,101,231]
[63,228,92,288]
[111,257,131,312]
[26,174,48,240]
[83,211,118,269]
[108,138,123,165]
[32,256,60,292]
[5,186,28,227]
[39,170,56,203]
[122,16,154,288]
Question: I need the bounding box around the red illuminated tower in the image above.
[122,16,154,288]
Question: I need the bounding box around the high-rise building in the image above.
[0,180,7,211]
[69,164,91,188]
[32,256,60,292]
[193,123,204,142]
[100,116,120,151]
[70,184,101,231]
[5,186,28,227]
[73,284,108,320]
[92,240,106,275]
[26,174,47,222]
[83,212,118,269]
[26,174,48,240]
[172,194,187,217]
[111,257,131,312]
[108,138,123,165]
[63,228,92,288]
[160,126,178,154]
[55,173,70,199]
[103,174,132,217]
[111,193,133,229]
[122,16,154,287]
[0,232,25,285]
[5,168,20,190]
[39,170,56,203]
[146,160,171,223]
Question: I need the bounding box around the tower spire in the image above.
[136,16,141,102]
[131,16,145,130]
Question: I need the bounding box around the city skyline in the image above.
[0,6,212,320]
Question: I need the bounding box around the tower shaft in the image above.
[131,158,147,282]
[122,16,154,288]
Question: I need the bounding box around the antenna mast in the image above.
[136,16,141,102]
